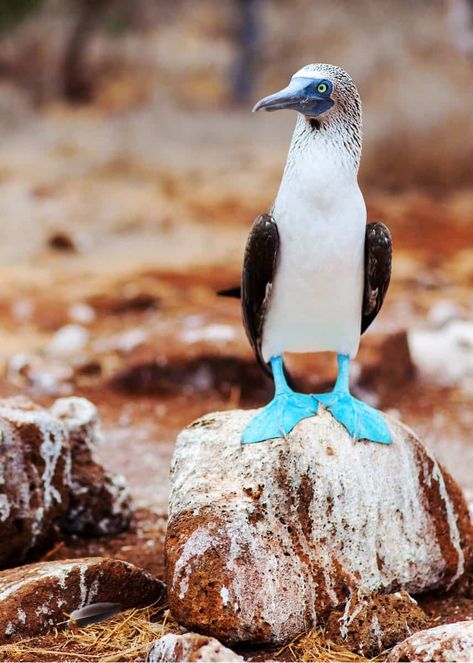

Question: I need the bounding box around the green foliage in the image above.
[0,0,44,36]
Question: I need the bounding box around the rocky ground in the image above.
[0,33,472,657]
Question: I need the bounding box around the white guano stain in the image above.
[220,586,229,606]
[0,401,71,554]
[370,615,383,652]
[172,527,214,600]
[0,494,11,522]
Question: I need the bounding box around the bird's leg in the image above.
[313,354,392,444]
[241,355,318,445]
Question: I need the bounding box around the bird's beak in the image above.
[252,77,333,118]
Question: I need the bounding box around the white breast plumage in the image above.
[261,114,366,362]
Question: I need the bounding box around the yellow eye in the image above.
[317,82,329,94]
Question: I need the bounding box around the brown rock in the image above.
[147,633,243,662]
[325,591,429,656]
[166,409,473,645]
[0,396,133,569]
[387,620,473,661]
[0,397,71,567]
[51,397,132,536]
[0,557,164,643]
[358,329,415,396]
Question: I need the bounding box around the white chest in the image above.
[261,137,366,361]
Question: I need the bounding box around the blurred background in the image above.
[0,0,471,572]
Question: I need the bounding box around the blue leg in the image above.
[313,354,392,445]
[242,355,318,445]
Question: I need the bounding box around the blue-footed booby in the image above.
[222,63,392,445]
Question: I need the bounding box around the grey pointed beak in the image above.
[252,77,334,118]
[252,79,310,113]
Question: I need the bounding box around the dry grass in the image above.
[275,627,383,663]
[0,604,180,663]
[0,609,392,663]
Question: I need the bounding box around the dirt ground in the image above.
[0,7,472,655]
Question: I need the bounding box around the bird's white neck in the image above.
[273,114,362,218]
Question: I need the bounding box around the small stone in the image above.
[47,324,89,357]
[0,557,164,643]
[166,409,473,644]
[48,231,78,252]
[325,591,429,656]
[68,303,96,325]
[387,620,473,661]
[147,633,243,662]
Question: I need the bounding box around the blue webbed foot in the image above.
[314,391,391,444]
[242,390,317,445]
[313,353,392,445]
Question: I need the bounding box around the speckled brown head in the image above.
[254,63,362,164]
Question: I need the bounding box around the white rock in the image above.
[68,303,96,325]
[166,408,473,644]
[147,633,243,662]
[48,324,89,357]
[387,620,473,662]
[408,320,473,388]
[427,300,463,328]
[180,324,237,345]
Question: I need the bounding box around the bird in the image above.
[221,63,392,445]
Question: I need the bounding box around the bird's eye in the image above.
[316,82,329,94]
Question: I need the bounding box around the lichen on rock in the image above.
[166,408,473,644]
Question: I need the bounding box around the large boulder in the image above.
[387,620,473,661]
[166,408,473,645]
[0,397,132,568]
[0,557,164,643]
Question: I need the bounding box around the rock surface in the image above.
[51,397,132,536]
[0,396,132,567]
[147,633,243,662]
[0,398,71,568]
[325,591,429,656]
[387,620,473,661]
[166,409,473,644]
[0,556,164,643]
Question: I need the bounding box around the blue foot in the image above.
[242,391,317,445]
[242,355,317,445]
[313,354,392,445]
[313,391,391,444]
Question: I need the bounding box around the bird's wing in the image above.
[242,213,280,375]
[361,221,392,334]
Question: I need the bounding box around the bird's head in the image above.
[253,63,361,128]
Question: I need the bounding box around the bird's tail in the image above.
[217,286,241,299]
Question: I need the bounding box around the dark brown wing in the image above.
[242,213,280,375]
[361,222,392,334]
